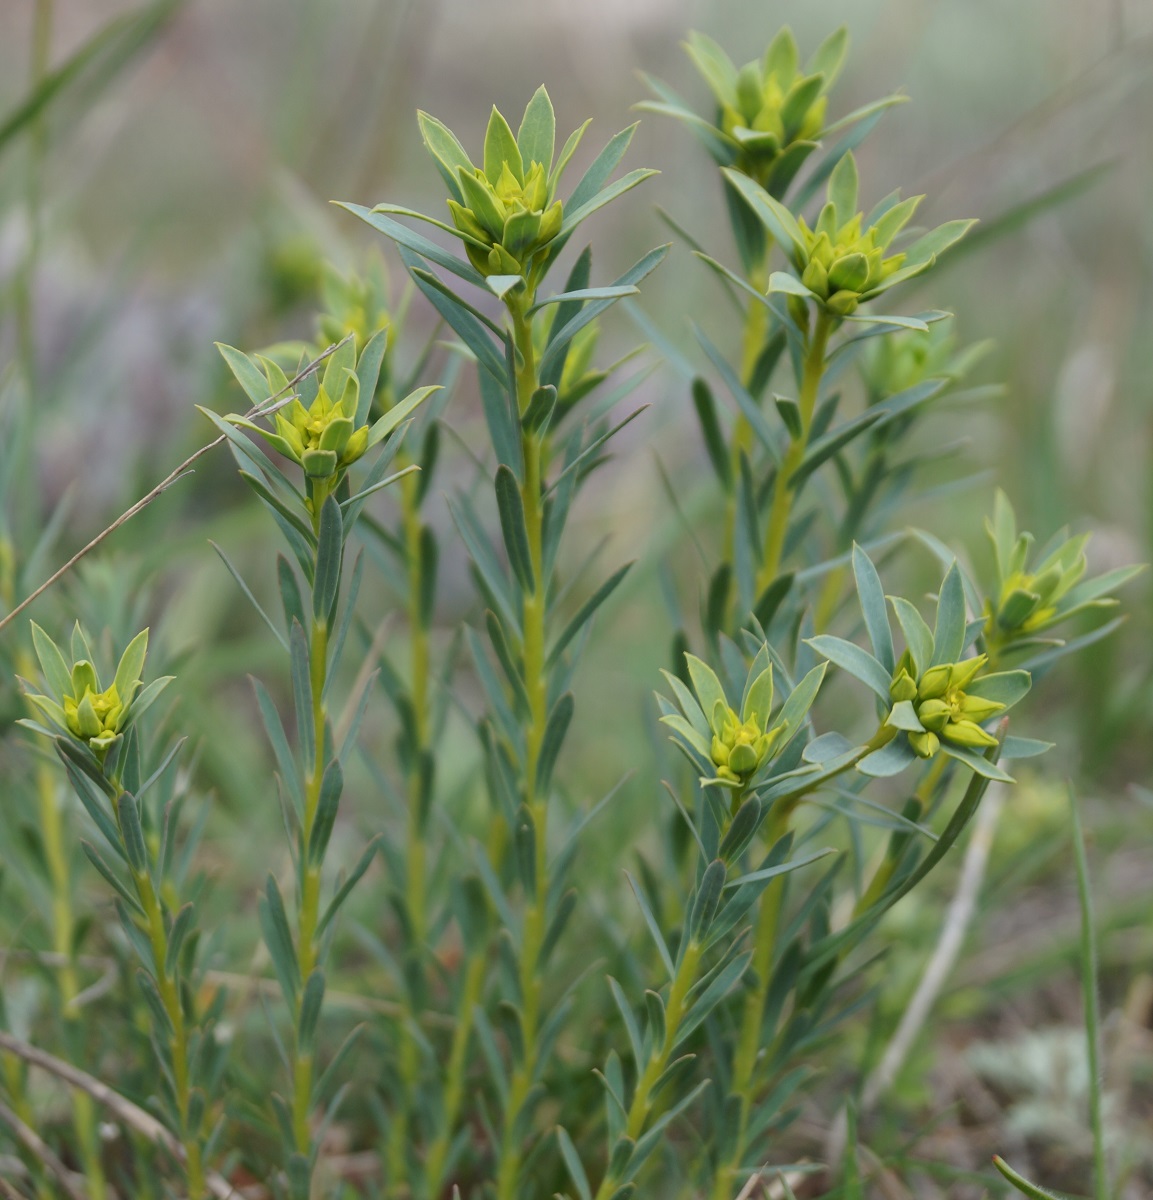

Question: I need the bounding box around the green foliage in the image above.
[0,16,1146,1200]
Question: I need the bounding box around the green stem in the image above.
[757,310,831,595]
[385,466,432,1198]
[711,727,890,1200]
[291,498,333,1162]
[133,848,204,1199]
[592,939,707,1200]
[15,646,106,1197]
[494,294,551,1200]
[424,950,488,1197]
[1070,790,1109,1200]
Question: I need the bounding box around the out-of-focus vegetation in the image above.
[0,1,1151,1197]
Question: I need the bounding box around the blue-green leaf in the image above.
[806,635,891,700]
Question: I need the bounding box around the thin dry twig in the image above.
[0,336,352,639]
[0,1029,234,1200]
[0,1097,87,1200]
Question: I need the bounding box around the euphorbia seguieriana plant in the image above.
[6,25,1143,1200]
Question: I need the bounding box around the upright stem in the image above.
[757,310,832,594]
[402,466,430,946]
[711,728,890,1200]
[291,498,333,1160]
[423,949,487,1197]
[494,294,551,1200]
[387,466,430,1197]
[592,935,708,1200]
[133,863,205,1199]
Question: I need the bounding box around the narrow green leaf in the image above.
[313,495,343,623]
[517,85,555,170]
[260,874,300,1003]
[81,841,142,915]
[689,859,727,940]
[828,152,858,224]
[297,970,326,1054]
[536,692,574,793]
[852,544,894,673]
[416,110,475,198]
[606,977,643,1066]
[624,870,675,981]
[930,562,966,667]
[806,635,891,700]
[117,793,148,875]
[216,342,271,407]
[483,105,523,183]
[308,759,344,865]
[556,1126,592,1200]
[317,837,381,936]
[211,542,288,652]
[857,737,919,778]
[336,202,485,287]
[890,596,934,675]
[494,466,534,593]
[290,621,315,771]
[521,385,557,435]
[539,245,668,378]
[30,624,72,702]
[548,562,632,666]
[721,169,806,257]
[164,903,196,978]
[940,742,1014,782]
[691,377,732,489]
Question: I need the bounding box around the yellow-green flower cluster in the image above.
[659,651,809,793]
[450,156,563,280]
[23,625,169,765]
[641,28,855,196]
[797,207,909,317]
[263,379,366,481]
[889,653,1004,759]
[712,28,843,186]
[62,661,131,755]
[710,702,783,783]
[730,151,974,320]
[418,91,570,282]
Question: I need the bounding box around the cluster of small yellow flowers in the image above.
[889,654,1004,759]
[709,703,784,784]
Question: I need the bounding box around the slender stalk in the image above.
[757,310,832,594]
[592,936,708,1200]
[424,949,487,1196]
[493,293,552,1200]
[132,862,205,1199]
[107,765,204,1199]
[12,640,105,1199]
[1070,789,1109,1200]
[711,727,891,1200]
[387,466,431,1197]
[290,496,334,1159]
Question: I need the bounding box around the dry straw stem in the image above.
[0,336,353,639]
[0,1096,87,1200]
[0,1029,234,1200]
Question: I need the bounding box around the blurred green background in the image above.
[2,0,1152,1190]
